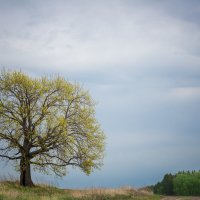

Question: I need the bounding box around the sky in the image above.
[0,0,200,188]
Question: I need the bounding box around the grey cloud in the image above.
[1,0,200,70]
[0,0,200,188]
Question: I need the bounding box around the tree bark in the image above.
[20,157,34,187]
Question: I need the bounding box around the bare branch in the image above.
[0,154,21,160]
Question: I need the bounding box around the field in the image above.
[0,181,161,200]
[0,181,200,200]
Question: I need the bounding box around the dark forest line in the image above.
[153,170,200,196]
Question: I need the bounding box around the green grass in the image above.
[1,180,199,200]
[0,181,161,200]
[0,181,68,200]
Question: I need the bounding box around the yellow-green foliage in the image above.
[0,70,105,178]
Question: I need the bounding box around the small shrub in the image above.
[0,194,5,200]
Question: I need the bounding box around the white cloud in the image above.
[167,87,200,101]
[0,0,200,73]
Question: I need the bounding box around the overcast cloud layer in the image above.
[0,0,200,188]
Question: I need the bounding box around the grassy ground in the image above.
[0,181,161,200]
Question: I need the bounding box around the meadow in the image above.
[0,180,161,200]
[1,181,200,200]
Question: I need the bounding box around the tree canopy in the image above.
[153,171,200,196]
[0,70,105,186]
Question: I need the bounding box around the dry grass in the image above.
[68,187,126,197]
[0,176,198,200]
[67,186,147,198]
[0,180,161,200]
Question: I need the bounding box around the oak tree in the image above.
[0,70,105,186]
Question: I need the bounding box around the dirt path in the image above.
[162,197,200,200]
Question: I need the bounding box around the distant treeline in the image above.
[153,170,200,196]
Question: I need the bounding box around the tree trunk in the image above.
[20,157,34,187]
